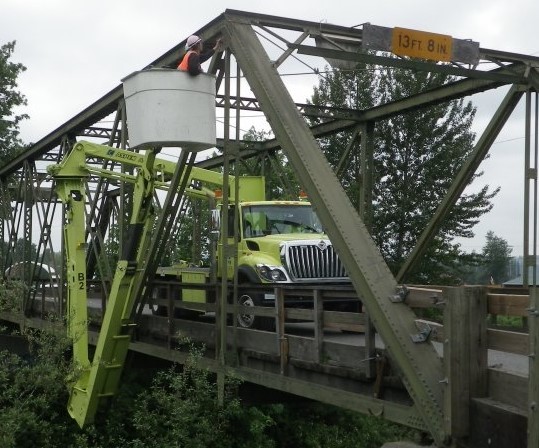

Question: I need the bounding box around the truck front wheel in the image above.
[237,294,256,328]
[236,291,275,332]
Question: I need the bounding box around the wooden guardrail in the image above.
[8,279,536,446]
[409,285,533,447]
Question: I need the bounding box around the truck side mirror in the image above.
[210,209,221,237]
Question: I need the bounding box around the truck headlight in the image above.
[255,264,287,282]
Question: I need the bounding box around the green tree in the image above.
[481,230,512,284]
[309,62,498,284]
[94,223,119,280]
[457,250,485,285]
[0,41,28,165]
[165,198,212,266]
[241,126,301,200]
[0,238,38,271]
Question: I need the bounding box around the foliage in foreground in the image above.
[0,329,419,448]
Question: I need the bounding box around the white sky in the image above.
[2,0,539,256]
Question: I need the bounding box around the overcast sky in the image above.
[2,0,539,256]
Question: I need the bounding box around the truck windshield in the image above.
[242,204,323,237]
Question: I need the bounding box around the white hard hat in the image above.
[186,35,202,50]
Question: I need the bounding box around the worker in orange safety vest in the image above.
[178,34,223,75]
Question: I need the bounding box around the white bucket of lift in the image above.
[122,69,216,151]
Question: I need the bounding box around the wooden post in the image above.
[444,287,469,438]
[167,283,173,350]
[443,286,488,440]
[364,308,376,379]
[467,286,488,399]
[313,289,324,364]
[529,287,539,447]
[275,287,288,374]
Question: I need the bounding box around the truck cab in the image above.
[156,194,356,330]
[232,201,347,284]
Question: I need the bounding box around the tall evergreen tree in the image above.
[481,230,512,284]
[0,41,28,165]
[309,62,498,283]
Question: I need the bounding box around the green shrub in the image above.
[263,402,419,448]
[0,329,82,448]
[0,280,25,312]
[0,329,421,448]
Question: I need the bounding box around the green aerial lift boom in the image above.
[50,138,358,426]
[48,140,223,427]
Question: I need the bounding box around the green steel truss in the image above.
[1,9,539,446]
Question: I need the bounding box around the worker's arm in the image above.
[187,50,215,75]
[187,38,222,75]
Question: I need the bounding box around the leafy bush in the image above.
[0,280,25,312]
[264,402,419,448]
[0,329,82,448]
[0,329,420,447]
[128,342,275,448]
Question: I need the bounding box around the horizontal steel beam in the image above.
[294,44,525,84]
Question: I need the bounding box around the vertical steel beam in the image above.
[217,48,232,404]
[524,90,533,285]
[22,161,33,314]
[119,101,130,258]
[529,286,539,447]
[397,85,524,282]
[529,92,539,448]
[534,92,538,286]
[232,60,242,361]
[359,122,374,231]
[360,122,376,379]
[86,103,124,279]
[223,17,447,445]
[0,178,13,274]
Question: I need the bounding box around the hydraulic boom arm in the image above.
[48,140,221,426]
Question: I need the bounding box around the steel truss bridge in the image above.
[1,9,539,448]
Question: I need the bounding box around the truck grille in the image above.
[283,241,347,281]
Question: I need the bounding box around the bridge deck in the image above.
[0,283,532,447]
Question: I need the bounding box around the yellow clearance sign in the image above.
[391,27,453,62]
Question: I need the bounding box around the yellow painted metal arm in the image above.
[48,140,224,187]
